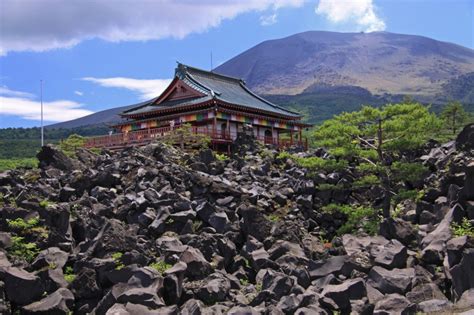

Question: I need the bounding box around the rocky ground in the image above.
[0,126,473,314]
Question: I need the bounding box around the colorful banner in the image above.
[120,110,300,132]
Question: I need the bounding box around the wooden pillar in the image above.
[213,116,217,139]
[299,128,302,144]
[290,130,293,145]
[227,119,230,139]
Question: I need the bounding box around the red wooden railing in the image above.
[84,126,308,150]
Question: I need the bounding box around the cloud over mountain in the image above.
[0,0,303,56]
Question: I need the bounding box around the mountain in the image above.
[46,104,136,129]
[45,31,474,129]
[215,31,474,97]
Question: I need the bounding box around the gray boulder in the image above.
[0,266,45,305]
[196,273,231,305]
[22,288,74,314]
[450,248,474,299]
[373,293,416,315]
[319,278,366,311]
[308,255,354,280]
[179,246,212,279]
[368,266,415,294]
[31,247,69,270]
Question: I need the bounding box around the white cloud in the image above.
[315,0,385,32]
[0,96,93,122]
[0,86,35,99]
[260,13,278,26]
[82,77,172,100]
[74,90,83,96]
[0,0,304,56]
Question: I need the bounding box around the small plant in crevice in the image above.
[149,260,172,275]
[64,266,76,283]
[112,252,125,270]
[451,218,474,238]
[9,236,40,263]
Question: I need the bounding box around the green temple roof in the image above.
[122,63,302,119]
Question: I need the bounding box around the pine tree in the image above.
[313,102,441,218]
[441,101,468,135]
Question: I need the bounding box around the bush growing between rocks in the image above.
[149,260,172,275]
[277,151,348,173]
[6,217,39,231]
[112,252,125,270]
[59,134,86,158]
[451,218,474,237]
[64,266,76,283]
[9,236,40,263]
[322,203,380,235]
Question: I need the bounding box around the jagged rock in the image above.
[371,239,407,269]
[196,272,231,305]
[417,299,453,313]
[319,278,366,311]
[180,299,206,315]
[71,267,101,299]
[268,240,307,262]
[456,123,474,151]
[31,247,69,270]
[373,293,416,315]
[421,204,465,264]
[276,294,302,314]
[368,266,415,294]
[0,233,12,249]
[227,306,260,315]
[179,247,212,279]
[37,268,68,293]
[116,285,164,309]
[0,267,45,305]
[308,255,354,280]
[36,145,78,171]
[0,281,9,314]
[163,273,182,305]
[461,160,474,200]
[454,288,474,311]
[450,248,474,299]
[379,218,417,246]
[22,288,74,314]
[238,204,272,241]
[406,283,447,304]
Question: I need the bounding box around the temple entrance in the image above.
[264,129,272,144]
[221,123,227,139]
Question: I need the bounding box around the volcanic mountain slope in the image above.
[215,31,474,97]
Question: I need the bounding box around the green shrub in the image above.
[39,200,55,208]
[322,204,380,235]
[353,175,380,188]
[9,236,39,263]
[149,260,172,275]
[64,266,76,283]
[214,153,228,161]
[451,218,474,238]
[59,134,86,157]
[112,252,125,270]
[0,158,38,172]
[7,217,40,230]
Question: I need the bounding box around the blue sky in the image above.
[0,0,473,128]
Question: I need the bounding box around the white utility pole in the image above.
[40,80,44,146]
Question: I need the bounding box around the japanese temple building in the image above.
[85,63,311,150]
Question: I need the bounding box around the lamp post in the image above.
[40,80,44,147]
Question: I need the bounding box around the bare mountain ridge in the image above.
[215,31,474,97]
